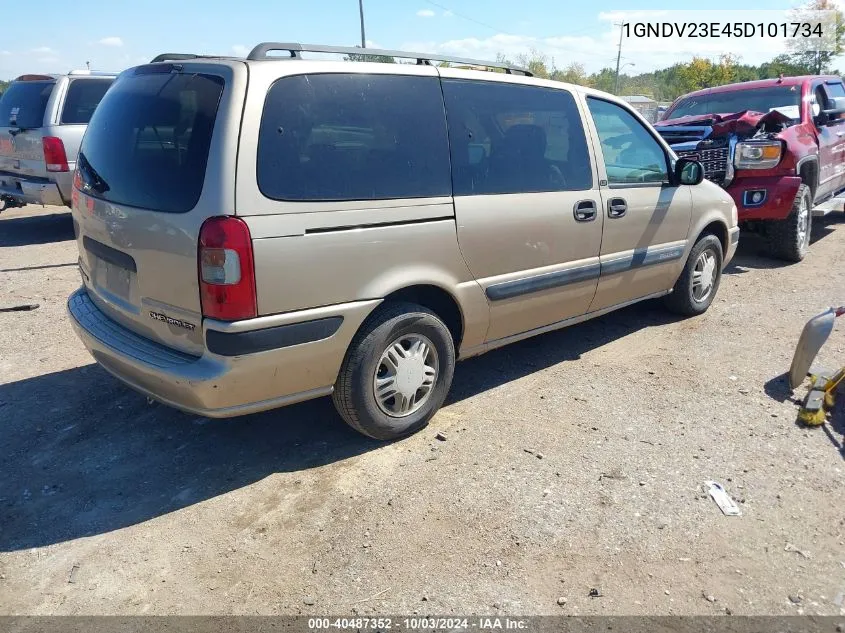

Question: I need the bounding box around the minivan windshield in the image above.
[0,81,54,128]
[77,71,224,213]
[667,85,802,121]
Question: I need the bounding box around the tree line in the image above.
[497,51,836,103]
[346,48,835,103]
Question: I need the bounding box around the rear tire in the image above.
[769,184,812,262]
[333,302,455,441]
[664,234,723,317]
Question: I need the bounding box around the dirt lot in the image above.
[1,204,844,616]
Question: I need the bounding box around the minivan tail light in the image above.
[198,216,257,321]
[42,137,69,172]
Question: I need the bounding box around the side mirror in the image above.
[819,96,845,125]
[675,157,704,186]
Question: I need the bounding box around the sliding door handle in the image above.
[573,199,597,222]
[608,198,627,218]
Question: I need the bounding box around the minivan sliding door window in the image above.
[440,79,593,195]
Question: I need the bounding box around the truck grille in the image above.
[675,147,730,186]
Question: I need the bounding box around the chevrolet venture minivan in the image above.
[68,43,739,440]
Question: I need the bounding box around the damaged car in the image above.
[656,76,845,262]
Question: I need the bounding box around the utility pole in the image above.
[614,22,625,95]
[359,0,366,48]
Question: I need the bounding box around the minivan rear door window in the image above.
[77,72,224,213]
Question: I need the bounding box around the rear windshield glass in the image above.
[77,71,224,213]
[0,81,54,128]
[61,78,114,124]
[667,86,802,120]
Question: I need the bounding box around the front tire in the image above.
[664,234,723,316]
[333,302,456,440]
[769,184,812,262]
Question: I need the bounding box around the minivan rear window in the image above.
[77,72,224,214]
[257,73,452,201]
[0,81,54,128]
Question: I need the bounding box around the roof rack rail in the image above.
[150,53,205,63]
[149,52,244,64]
[246,42,532,76]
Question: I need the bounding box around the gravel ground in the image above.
[1,204,844,616]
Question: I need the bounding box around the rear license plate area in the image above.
[92,257,132,302]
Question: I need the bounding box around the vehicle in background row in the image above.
[0,71,116,213]
[67,43,738,441]
[655,76,845,262]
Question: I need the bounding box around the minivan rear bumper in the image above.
[68,287,379,417]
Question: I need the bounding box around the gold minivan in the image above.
[68,43,739,440]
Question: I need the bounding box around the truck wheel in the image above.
[664,234,723,317]
[333,302,455,441]
[769,184,812,262]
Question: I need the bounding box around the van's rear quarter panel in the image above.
[247,209,490,349]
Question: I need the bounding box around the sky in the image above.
[1,0,840,80]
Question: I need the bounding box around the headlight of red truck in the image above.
[734,141,783,170]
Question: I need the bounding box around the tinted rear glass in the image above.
[77,72,224,213]
[441,79,592,195]
[0,81,53,128]
[61,78,114,124]
[257,73,451,201]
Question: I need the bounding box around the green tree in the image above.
[515,49,551,79]
[760,53,814,77]
[343,46,395,64]
[786,0,845,74]
[588,68,617,93]
[674,54,738,94]
[551,62,588,85]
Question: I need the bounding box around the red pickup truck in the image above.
[655,76,845,262]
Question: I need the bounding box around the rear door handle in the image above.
[608,198,627,218]
[573,199,597,222]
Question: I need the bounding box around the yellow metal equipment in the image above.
[789,306,845,426]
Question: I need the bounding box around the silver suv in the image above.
[0,71,116,212]
[68,43,739,440]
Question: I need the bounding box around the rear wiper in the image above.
[77,152,110,194]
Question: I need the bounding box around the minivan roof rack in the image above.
[246,42,533,76]
[149,53,243,63]
[150,53,211,63]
